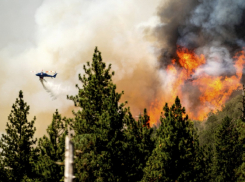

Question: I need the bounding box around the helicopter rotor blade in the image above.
[45,71,55,73]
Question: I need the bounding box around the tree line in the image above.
[0,47,245,181]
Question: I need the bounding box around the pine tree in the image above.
[213,116,242,181]
[236,118,245,181]
[123,108,155,181]
[68,47,127,181]
[34,109,68,182]
[192,128,214,181]
[236,85,245,181]
[142,96,207,181]
[0,90,37,181]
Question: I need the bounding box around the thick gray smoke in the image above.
[152,0,199,67]
[153,0,245,70]
[2,0,245,136]
[184,0,245,49]
[146,0,245,119]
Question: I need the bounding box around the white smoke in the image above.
[0,0,162,137]
[194,45,236,77]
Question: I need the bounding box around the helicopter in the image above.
[30,70,57,81]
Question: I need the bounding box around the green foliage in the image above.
[123,108,155,181]
[0,160,8,181]
[213,116,242,181]
[192,129,214,182]
[234,118,245,181]
[34,109,68,182]
[1,48,243,181]
[68,47,127,181]
[142,96,209,182]
[199,94,242,147]
[21,175,41,182]
[0,90,37,181]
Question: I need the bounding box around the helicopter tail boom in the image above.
[53,73,58,78]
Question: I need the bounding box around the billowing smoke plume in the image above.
[144,0,245,120]
[153,0,245,70]
[1,0,245,135]
[0,0,162,136]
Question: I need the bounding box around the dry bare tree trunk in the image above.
[64,129,74,182]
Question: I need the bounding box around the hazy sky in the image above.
[0,0,163,137]
[0,0,41,50]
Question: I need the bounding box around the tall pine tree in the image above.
[68,47,127,181]
[0,90,37,181]
[142,96,208,181]
[192,127,214,181]
[236,118,245,181]
[123,108,155,181]
[34,109,68,182]
[213,116,242,181]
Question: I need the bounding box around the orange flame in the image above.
[177,47,206,77]
[148,48,245,126]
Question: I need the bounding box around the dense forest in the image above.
[1,47,245,182]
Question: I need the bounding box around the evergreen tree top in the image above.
[19,90,23,99]
[35,109,67,182]
[67,47,123,109]
[162,96,188,123]
[67,47,129,181]
[143,96,200,181]
[67,47,127,133]
[0,90,37,181]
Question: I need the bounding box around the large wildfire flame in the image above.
[148,47,245,126]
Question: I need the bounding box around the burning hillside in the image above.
[148,47,245,126]
[146,0,245,126]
